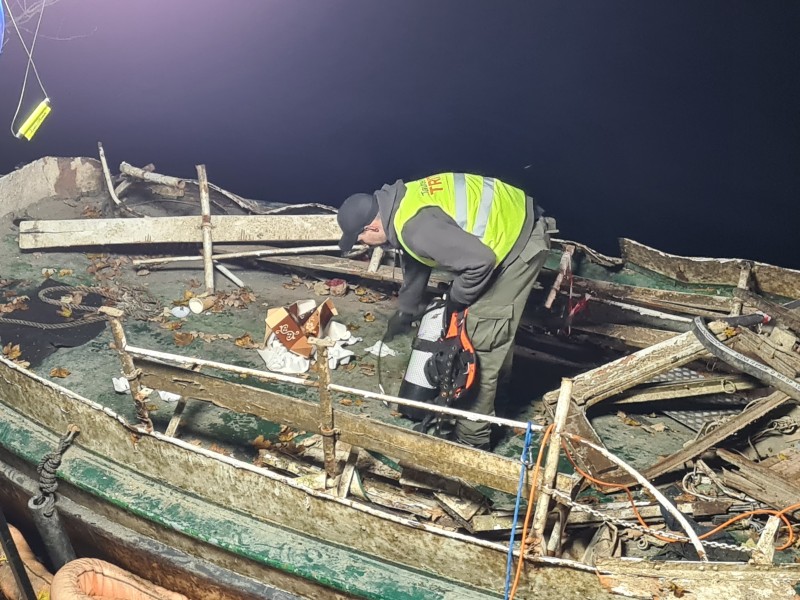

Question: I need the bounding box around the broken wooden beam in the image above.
[717,448,800,519]
[120,161,186,189]
[19,214,342,248]
[610,375,758,406]
[619,391,792,485]
[620,238,800,300]
[136,358,529,496]
[544,328,720,409]
[734,288,800,334]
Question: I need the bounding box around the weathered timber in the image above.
[729,262,753,317]
[595,556,800,600]
[257,252,450,289]
[0,358,553,597]
[551,238,623,268]
[610,375,758,405]
[137,359,527,496]
[569,323,676,350]
[760,447,800,482]
[570,276,735,315]
[620,238,800,300]
[717,449,800,519]
[544,330,715,409]
[120,161,186,189]
[114,163,154,197]
[196,165,215,293]
[611,391,792,486]
[734,288,800,334]
[730,329,800,379]
[19,214,342,248]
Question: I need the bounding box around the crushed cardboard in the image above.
[265,298,338,358]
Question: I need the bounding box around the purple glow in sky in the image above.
[1,1,799,267]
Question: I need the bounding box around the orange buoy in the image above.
[51,558,189,600]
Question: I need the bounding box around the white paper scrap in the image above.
[364,341,397,357]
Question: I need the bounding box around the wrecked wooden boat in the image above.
[0,156,799,600]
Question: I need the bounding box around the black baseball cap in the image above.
[337,192,379,254]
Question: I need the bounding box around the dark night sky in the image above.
[1,1,799,267]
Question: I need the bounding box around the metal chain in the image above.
[547,488,753,554]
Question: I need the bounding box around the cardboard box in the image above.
[264,299,338,358]
[265,307,314,358]
[303,298,337,337]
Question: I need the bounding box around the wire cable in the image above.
[2,0,48,135]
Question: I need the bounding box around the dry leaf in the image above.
[136,269,150,277]
[616,411,641,427]
[173,331,196,347]
[339,398,353,406]
[57,306,73,318]
[313,281,330,296]
[354,286,368,296]
[49,367,70,378]
[390,411,404,418]
[81,205,102,218]
[363,312,375,322]
[251,435,273,450]
[209,443,233,457]
[235,333,257,349]
[58,269,73,277]
[3,343,22,360]
[278,425,298,443]
[41,268,56,278]
[160,320,183,331]
[327,278,347,297]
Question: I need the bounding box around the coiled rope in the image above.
[0,285,160,329]
[32,425,79,518]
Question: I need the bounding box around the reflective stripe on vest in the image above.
[394,173,527,267]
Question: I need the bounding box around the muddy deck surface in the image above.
[0,194,697,476]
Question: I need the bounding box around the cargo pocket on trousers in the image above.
[466,305,513,352]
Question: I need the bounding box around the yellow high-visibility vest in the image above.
[394,173,527,267]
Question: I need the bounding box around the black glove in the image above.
[445,296,468,321]
[385,311,415,341]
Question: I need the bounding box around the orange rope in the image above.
[508,424,553,600]
[560,440,798,551]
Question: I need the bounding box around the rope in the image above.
[504,422,533,600]
[0,284,160,329]
[33,425,79,517]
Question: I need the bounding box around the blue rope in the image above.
[504,422,533,599]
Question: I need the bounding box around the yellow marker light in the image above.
[15,98,51,140]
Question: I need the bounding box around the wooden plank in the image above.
[734,289,800,334]
[570,276,735,314]
[717,449,800,518]
[595,557,800,599]
[570,323,676,350]
[257,252,451,289]
[610,375,758,405]
[620,238,800,300]
[610,391,792,486]
[544,330,712,409]
[19,214,342,248]
[136,359,526,496]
